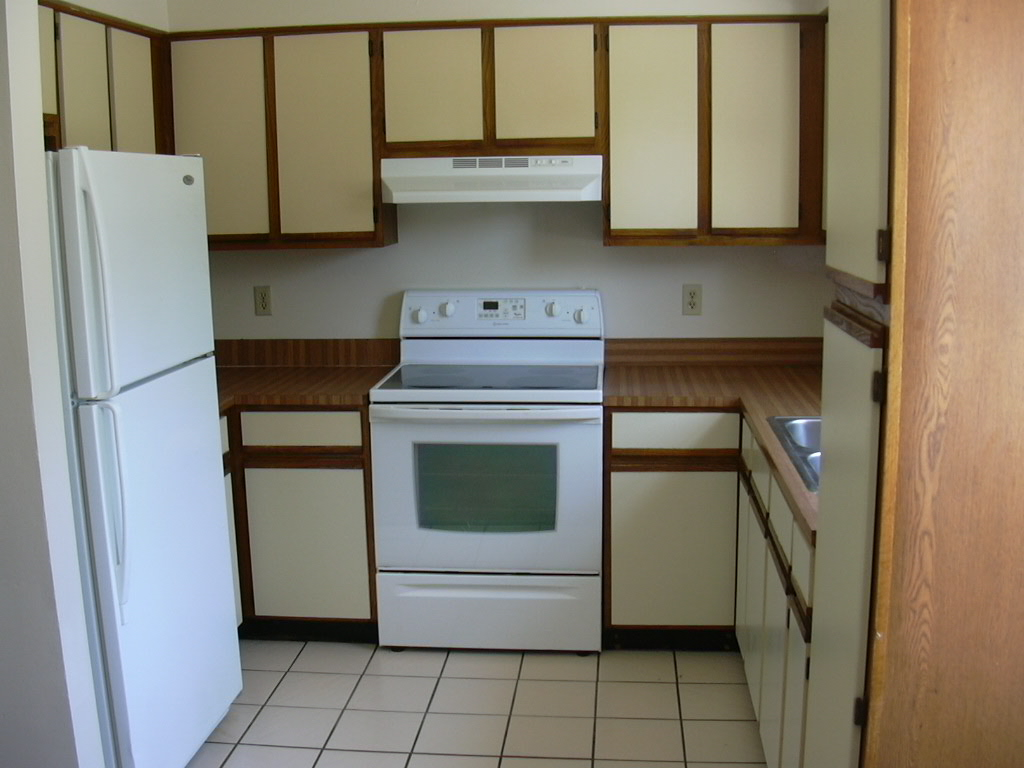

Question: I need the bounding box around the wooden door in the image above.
[864,2,1024,766]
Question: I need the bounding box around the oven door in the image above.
[369,404,603,573]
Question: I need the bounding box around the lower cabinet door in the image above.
[224,471,242,626]
[759,564,789,768]
[780,606,809,768]
[245,467,371,619]
[610,471,737,626]
[740,496,768,716]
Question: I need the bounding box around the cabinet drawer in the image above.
[613,412,739,450]
[791,525,814,605]
[742,418,772,511]
[241,411,362,447]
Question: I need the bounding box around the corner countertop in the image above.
[217,360,820,538]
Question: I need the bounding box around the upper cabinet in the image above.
[44,11,158,153]
[381,23,599,153]
[606,19,825,247]
[42,7,825,251]
[383,28,484,143]
[825,0,890,284]
[493,24,595,140]
[171,37,270,238]
[274,32,375,235]
[711,23,800,230]
[170,31,395,248]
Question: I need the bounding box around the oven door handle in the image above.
[369,404,603,424]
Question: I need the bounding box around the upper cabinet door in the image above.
[58,14,112,150]
[711,23,801,229]
[275,32,375,234]
[825,0,890,284]
[172,37,270,236]
[494,24,595,140]
[609,24,699,230]
[383,28,484,143]
[108,29,155,154]
[39,7,58,115]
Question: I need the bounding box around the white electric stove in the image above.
[369,290,605,651]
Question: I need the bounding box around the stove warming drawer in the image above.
[376,572,601,651]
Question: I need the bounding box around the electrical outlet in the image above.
[253,285,272,316]
[682,284,702,316]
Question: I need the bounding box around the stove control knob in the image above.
[574,308,589,324]
[440,301,456,318]
[546,301,561,317]
[412,307,428,324]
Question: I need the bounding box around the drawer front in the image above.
[613,412,739,450]
[377,572,601,651]
[791,525,815,605]
[241,411,362,446]
[742,418,772,511]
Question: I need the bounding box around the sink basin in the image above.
[780,418,821,451]
[768,417,822,492]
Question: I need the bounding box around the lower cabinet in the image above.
[610,471,737,626]
[225,408,373,626]
[739,416,812,768]
[244,467,371,619]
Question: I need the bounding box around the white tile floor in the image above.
[188,641,766,768]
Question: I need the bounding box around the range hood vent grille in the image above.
[382,155,603,204]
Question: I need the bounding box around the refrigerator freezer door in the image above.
[77,357,240,768]
[56,147,214,399]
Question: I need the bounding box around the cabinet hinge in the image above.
[853,696,869,727]
[805,656,811,681]
[871,369,887,405]
[877,229,893,263]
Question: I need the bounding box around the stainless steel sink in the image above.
[768,416,822,492]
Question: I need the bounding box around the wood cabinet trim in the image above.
[165,16,828,43]
[41,1,165,37]
[824,304,887,349]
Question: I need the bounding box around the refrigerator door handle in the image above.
[77,149,120,399]
[95,402,130,623]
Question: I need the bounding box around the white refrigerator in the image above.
[48,147,241,768]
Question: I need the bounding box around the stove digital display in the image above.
[477,297,526,320]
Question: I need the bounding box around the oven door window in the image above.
[414,443,557,532]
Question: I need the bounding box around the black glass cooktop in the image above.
[376,364,600,391]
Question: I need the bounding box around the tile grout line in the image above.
[228,639,309,764]
[313,641,376,765]
[674,650,689,767]
[495,651,525,765]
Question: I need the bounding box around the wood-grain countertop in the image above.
[217,361,820,537]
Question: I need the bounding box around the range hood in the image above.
[381,155,603,203]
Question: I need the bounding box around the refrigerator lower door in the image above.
[77,357,240,768]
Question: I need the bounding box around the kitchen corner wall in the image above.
[209,202,827,339]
